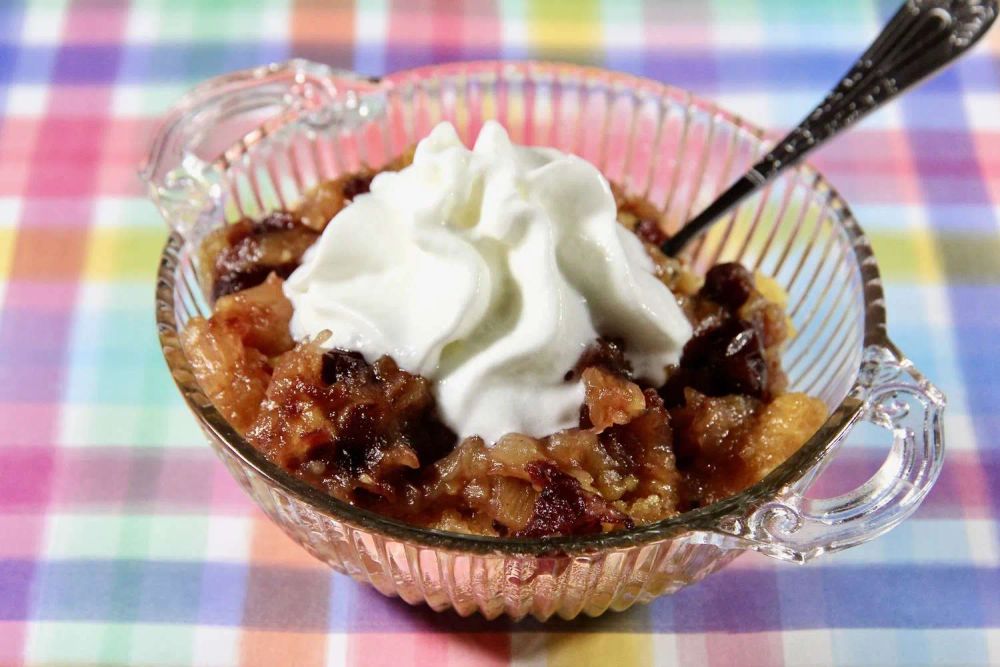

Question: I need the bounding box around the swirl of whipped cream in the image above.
[284,121,692,443]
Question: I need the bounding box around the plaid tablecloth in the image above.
[1,0,998,665]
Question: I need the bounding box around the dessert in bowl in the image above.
[146,60,945,619]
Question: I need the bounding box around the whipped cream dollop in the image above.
[285,121,692,443]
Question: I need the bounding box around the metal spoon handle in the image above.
[662,0,998,257]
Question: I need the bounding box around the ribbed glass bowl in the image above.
[146,60,945,621]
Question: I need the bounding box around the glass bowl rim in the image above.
[155,59,886,556]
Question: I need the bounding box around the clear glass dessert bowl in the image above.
[145,59,945,621]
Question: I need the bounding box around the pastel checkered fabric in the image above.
[1,1,998,665]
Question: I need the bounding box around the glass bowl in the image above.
[145,60,945,621]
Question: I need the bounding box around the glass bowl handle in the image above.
[139,58,382,239]
[726,342,945,563]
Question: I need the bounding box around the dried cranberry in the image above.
[700,262,754,311]
[342,175,373,200]
[566,337,633,382]
[321,349,371,385]
[408,419,457,465]
[212,262,298,300]
[662,318,768,404]
[635,218,668,246]
[658,370,690,408]
[209,211,318,300]
[335,401,378,442]
[515,462,633,538]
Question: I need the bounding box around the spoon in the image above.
[661,0,998,257]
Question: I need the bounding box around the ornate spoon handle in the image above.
[662,0,998,256]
